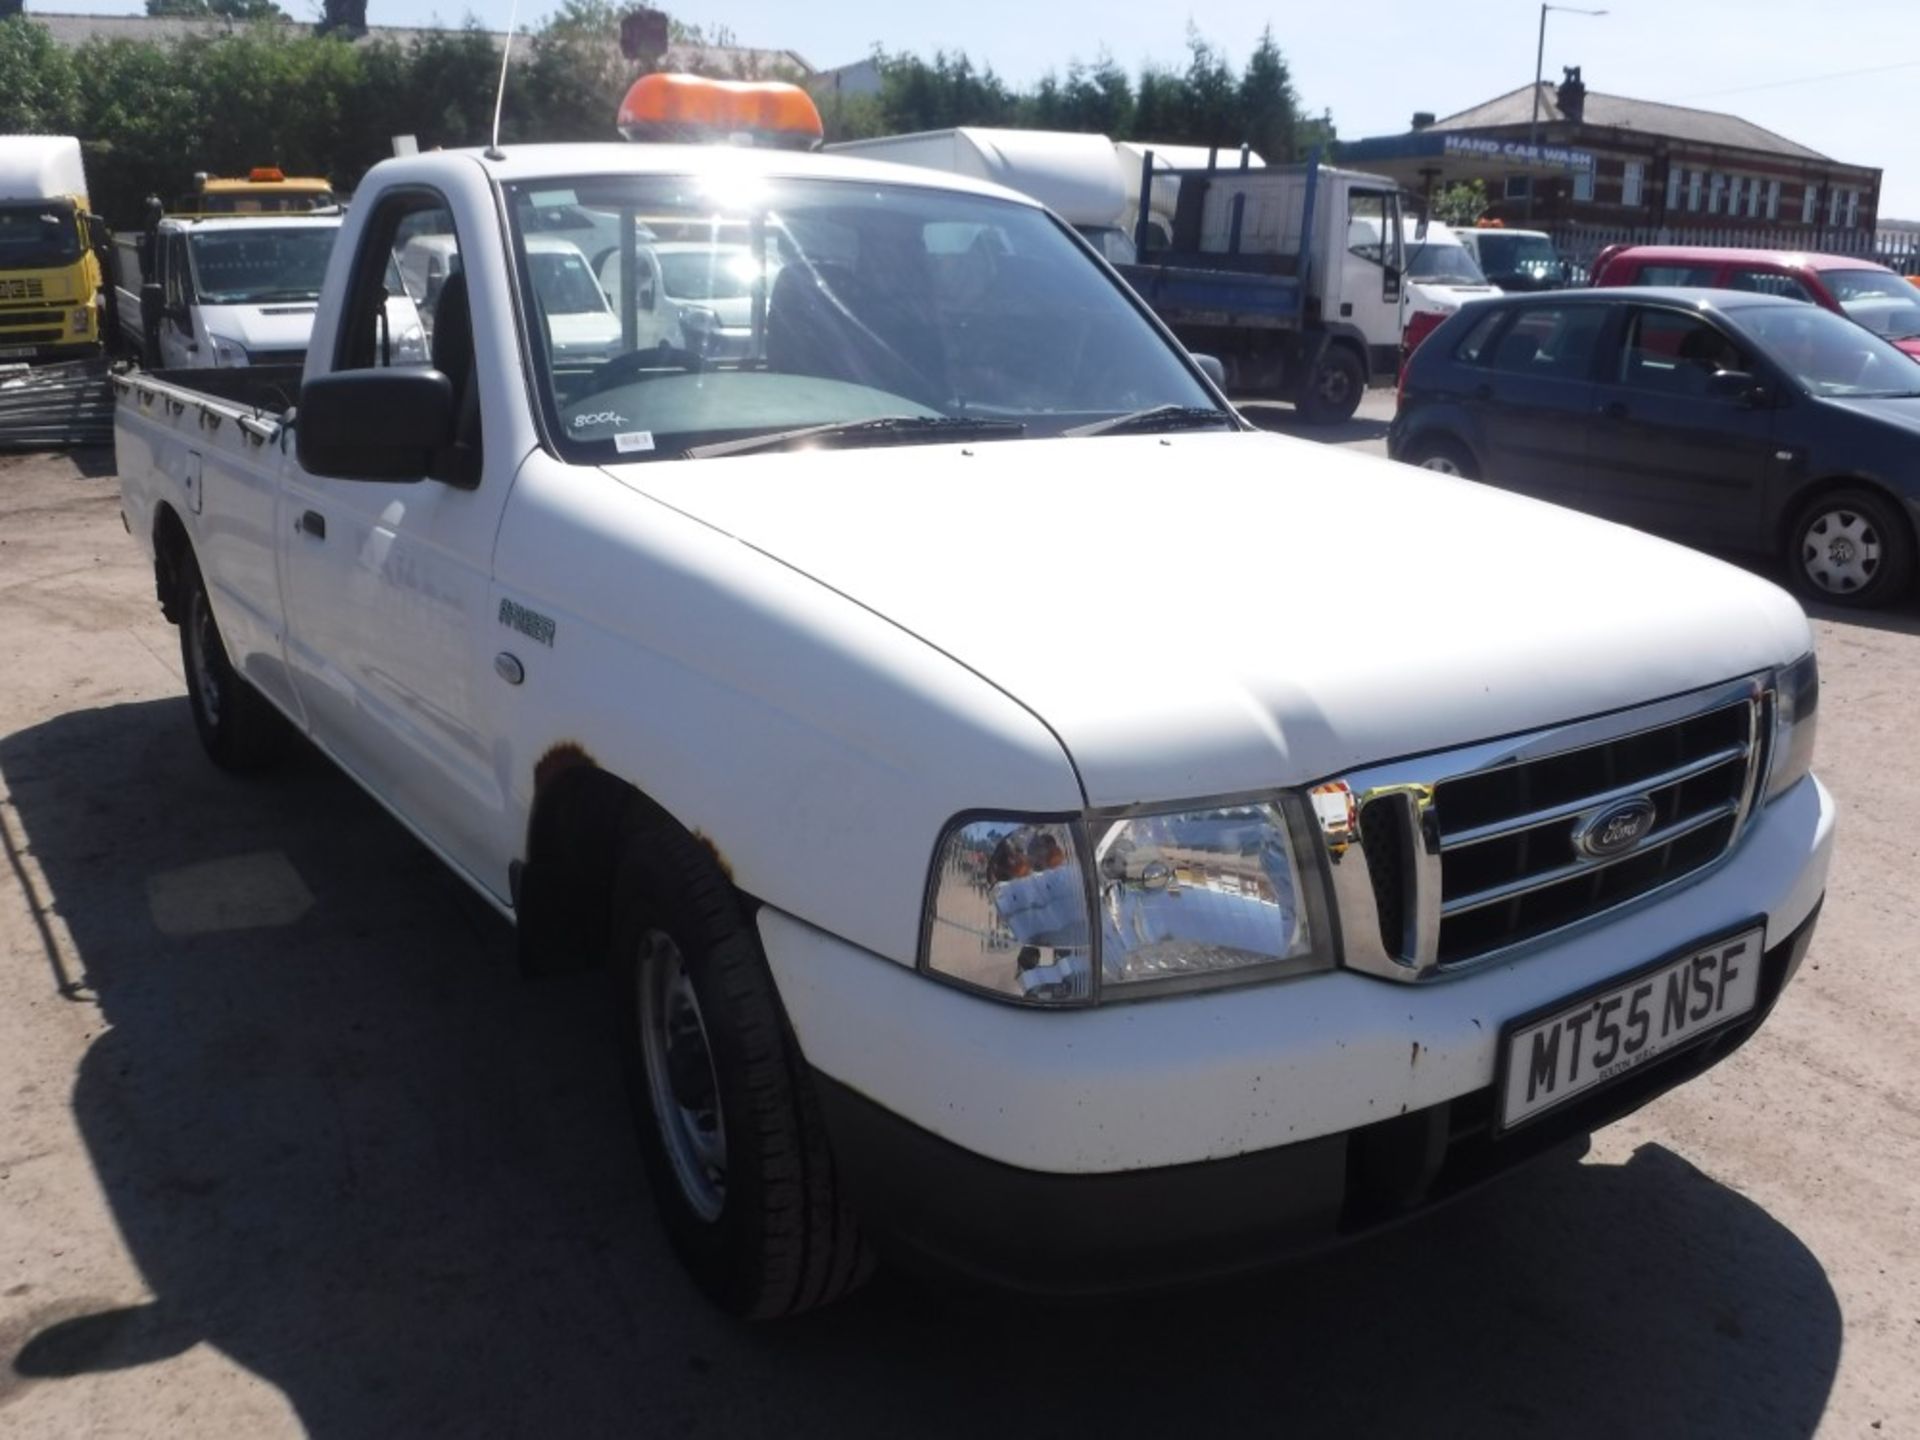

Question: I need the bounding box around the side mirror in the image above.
[139,281,163,333]
[296,368,454,481]
[1707,368,1765,406]
[1192,352,1227,388]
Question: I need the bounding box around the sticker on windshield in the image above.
[614,431,655,453]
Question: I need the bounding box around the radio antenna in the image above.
[484,0,519,160]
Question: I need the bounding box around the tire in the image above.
[1402,434,1481,480]
[1295,345,1365,425]
[610,801,872,1318]
[176,551,286,771]
[1787,487,1915,608]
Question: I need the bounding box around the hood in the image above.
[199,302,316,353]
[1821,392,1920,434]
[607,431,1811,807]
[1407,281,1500,311]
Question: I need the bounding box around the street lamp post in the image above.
[1526,2,1607,222]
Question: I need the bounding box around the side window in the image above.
[163,233,189,310]
[1483,305,1607,378]
[1346,191,1386,263]
[1727,267,1813,302]
[338,197,459,372]
[1453,308,1505,363]
[1635,264,1721,288]
[1618,310,1750,396]
[333,190,478,483]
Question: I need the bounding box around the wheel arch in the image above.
[516,751,746,980]
[151,501,192,625]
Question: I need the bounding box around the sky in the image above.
[29,0,1920,217]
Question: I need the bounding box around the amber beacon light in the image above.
[616,73,824,149]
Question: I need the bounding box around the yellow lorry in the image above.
[0,135,106,363]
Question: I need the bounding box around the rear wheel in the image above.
[176,551,285,771]
[1295,346,1365,425]
[1403,434,1480,480]
[1788,488,1914,608]
[611,801,872,1317]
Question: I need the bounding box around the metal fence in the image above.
[0,359,116,450]
[1545,223,1920,272]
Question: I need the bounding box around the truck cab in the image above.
[122,213,426,370]
[0,135,106,363]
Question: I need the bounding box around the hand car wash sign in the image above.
[1442,136,1594,171]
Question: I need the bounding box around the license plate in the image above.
[0,346,36,360]
[1497,924,1764,1131]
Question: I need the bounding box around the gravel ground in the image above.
[0,438,1915,1439]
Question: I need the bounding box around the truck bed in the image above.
[1114,259,1304,331]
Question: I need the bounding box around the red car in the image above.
[1590,246,1920,359]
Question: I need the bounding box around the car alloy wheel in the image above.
[1800,506,1881,596]
[635,927,728,1222]
[1418,454,1464,476]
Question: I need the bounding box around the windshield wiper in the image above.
[685,414,1025,459]
[1064,404,1236,437]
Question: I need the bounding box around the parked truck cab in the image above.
[0,135,106,363]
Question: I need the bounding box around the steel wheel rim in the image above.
[1316,365,1353,405]
[636,928,727,1222]
[187,590,222,727]
[1419,454,1462,476]
[1801,507,1881,595]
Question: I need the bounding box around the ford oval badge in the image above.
[1572,797,1658,860]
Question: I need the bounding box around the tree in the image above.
[0,17,79,133]
[1431,179,1489,226]
[147,0,289,18]
[1238,27,1298,163]
[523,0,631,143]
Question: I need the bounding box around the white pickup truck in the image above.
[115,136,1834,1319]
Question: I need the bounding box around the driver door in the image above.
[158,231,197,367]
[278,191,515,896]
[1337,185,1404,373]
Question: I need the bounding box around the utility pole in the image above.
[1526,3,1605,223]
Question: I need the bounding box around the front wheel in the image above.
[1787,488,1915,608]
[611,803,872,1317]
[1295,346,1365,425]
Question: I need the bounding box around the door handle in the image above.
[296,509,326,540]
[1599,401,1628,421]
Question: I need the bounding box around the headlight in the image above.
[394,323,427,363]
[1766,651,1819,802]
[70,307,91,333]
[209,335,249,367]
[922,802,1327,1006]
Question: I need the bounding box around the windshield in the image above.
[1408,241,1486,286]
[1475,233,1561,281]
[0,200,82,270]
[187,226,336,304]
[529,248,609,315]
[508,174,1223,461]
[1727,301,1920,398]
[1821,268,1920,342]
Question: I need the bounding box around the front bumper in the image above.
[814,904,1821,1295]
[761,774,1832,1175]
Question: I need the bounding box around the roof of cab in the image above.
[396,142,1050,210]
[161,213,342,233]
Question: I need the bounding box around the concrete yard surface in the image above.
[0,444,1916,1438]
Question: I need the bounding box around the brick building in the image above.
[1341,68,1884,264]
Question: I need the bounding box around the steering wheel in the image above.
[596,344,706,389]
